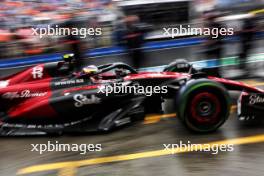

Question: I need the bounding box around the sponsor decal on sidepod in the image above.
[2,90,47,99]
[73,94,101,108]
[249,94,264,105]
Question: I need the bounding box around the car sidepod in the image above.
[238,92,264,122]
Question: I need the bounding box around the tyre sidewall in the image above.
[176,79,231,132]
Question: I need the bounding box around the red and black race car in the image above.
[0,58,263,136]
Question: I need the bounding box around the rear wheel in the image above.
[177,79,230,132]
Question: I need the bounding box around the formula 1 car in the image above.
[0,59,263,136]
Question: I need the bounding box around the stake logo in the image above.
[249,95,264,105]
[73,94,101,107]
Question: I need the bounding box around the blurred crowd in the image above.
[200,10,263,76]
[0,0,123,58]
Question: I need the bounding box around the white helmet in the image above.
[82,65,99,75]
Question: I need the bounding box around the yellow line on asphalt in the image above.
[250,8,264,15]
[241,80,264,87]
[241,80,259,84]
[58,167,77,176]
[17,134,264,175]
[231,105,237,113]
[143,113,176,124]
[143,105,237,124]
[251,82,264,87]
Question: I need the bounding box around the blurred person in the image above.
[106,0,125,46]
[0,28,12,59]
[202,12,224,77]
[113,17,126,46]
[87,12,100,48]
[238,15,257,74]
[122,15,162,113]
[60,10,88,71]
[123,15,150,69]
[14,25,43,56]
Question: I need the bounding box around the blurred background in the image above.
[0,0,263,61]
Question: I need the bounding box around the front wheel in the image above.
[177,79,231,133]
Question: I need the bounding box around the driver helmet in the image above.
[82,65,99,75]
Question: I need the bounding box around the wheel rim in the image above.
[190,92,221,124]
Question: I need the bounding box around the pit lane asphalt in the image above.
[0,82,263,176]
